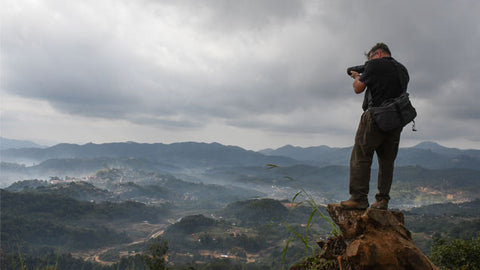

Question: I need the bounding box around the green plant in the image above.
[267,164,339,270]
[430,235,480,270]
[14,238,26,270]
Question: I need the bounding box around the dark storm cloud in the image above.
[1,0,479,147]
[2,0,304,120]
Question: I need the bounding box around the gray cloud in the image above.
[1,0,479,149]
[158,0,307,32]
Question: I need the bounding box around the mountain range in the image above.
[2,138,479,170]
[1,141,295,168]
[260,141,480,169]
[1,138,479,206]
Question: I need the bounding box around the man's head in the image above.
[366,43,391,60]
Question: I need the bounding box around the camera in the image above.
[347,65,365,76]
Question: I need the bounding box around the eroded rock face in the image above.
[326,204,438,270]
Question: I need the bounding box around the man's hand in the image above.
[351,71,366,94]
[350,71,360,79]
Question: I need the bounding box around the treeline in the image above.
[407,199,480,217]
[405,199,480,240]
[1,189,168,253]
[404,199,480,253]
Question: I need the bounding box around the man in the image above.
[341,43,409,210]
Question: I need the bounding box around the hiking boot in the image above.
[340,198,369,210]
[371,199,388,210]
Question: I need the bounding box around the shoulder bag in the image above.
[368,91,417,132]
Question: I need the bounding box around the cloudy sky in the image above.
[1,0,479,150]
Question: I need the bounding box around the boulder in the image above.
[291,204,438,270]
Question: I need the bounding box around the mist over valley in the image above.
[1,138,479,269]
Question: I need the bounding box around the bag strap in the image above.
[392,60,417,131]
[366,59,404,108]
[391,59,407,93]
[367,59,417,131]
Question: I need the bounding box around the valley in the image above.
[1,140,479,269]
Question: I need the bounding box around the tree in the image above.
[430,235,480,270]
[144,239,168,270]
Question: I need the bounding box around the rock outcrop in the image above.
[291,204,438,270]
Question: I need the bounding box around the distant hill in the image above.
[204,163,480,207]
[220,198,289,226]
[0,137,45,151]
[5,169,264,206]
[403,199,480,252]
[260,142,480,170]
[0,141,297,168]
[406,199,480,217]
[260,145,351,166]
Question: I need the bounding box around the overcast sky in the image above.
[1,0,479,151]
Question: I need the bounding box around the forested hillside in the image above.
[1,189,168,254]
[1,141,479,269]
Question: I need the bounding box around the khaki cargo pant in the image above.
[349,110,402,202]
